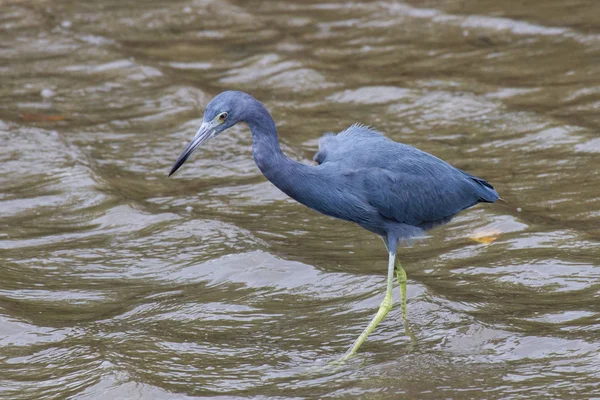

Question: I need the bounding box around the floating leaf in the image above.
[20,113,65,121]
[470,229,501,245]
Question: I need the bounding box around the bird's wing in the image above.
[313,133,335,165]
[314,124,383,165]
[361,163,497,227]
[314,124,497,227]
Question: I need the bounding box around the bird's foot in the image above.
[340,291,393,362]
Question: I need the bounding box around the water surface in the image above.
[1,0,599,398]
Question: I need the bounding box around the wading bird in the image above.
[169,91,498,360]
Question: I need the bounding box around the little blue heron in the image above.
[169,91,499,360]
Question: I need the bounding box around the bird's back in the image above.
[311,124,498,238]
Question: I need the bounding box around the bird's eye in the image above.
[219,112,228,121]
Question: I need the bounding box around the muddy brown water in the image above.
[1,0,600,398]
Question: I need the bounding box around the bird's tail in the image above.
[472,177,499,203]
[458,168,499,203]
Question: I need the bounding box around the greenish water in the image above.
[1,0,599,398]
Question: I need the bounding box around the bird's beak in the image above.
[168,121,216,177]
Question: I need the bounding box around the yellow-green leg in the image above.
[395,258,407,320]
[396,257,418,347]
[341,251,396,361]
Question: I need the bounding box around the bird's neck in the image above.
[248,115,289,180]
[245,106,309,196]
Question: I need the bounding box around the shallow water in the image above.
[1,0,600,398]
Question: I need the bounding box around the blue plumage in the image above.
[170,91,498,248]
[308,122,498,241]
[169,90,499,359]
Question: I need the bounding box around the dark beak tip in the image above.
[168,126,207,179]
[168,152,190,178]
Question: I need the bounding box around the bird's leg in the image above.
[341,251,395,361]
[395,256,418,348]
[395,258,407,320]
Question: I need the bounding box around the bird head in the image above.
[168,91,254,177]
